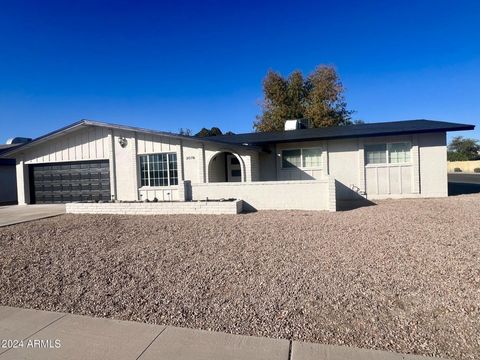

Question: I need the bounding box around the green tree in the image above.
[254,70,290,132]
[254,65,354,132]
[304,66,352,127]
[447,151,469,162]
[448,136,480,160]
[195,127,227,137]
[286,70,307,120]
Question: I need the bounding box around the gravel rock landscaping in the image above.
[1,194,480,359]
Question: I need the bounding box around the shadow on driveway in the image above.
[448,173,480,196]
[449,182,480,196]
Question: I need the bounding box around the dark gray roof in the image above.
[2,119,475,158]
[0,144,21,156]
[211,120,475,146]
[1,119,262,157]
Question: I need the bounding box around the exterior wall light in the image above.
[118,137,128,148]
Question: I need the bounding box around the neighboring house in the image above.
[1,119,474,210]
[0,144,21,205]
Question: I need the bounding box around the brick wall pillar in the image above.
[328,176,337,212]
[178,180,191,201]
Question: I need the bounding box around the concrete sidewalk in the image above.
[0,306,443,360]
[0,205,65,227]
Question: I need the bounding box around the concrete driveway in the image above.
[0,204,65,227]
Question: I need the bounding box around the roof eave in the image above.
[81,120,261,150]
[218,124,476,146]
[1,121,87,157]
[1,119,262,158]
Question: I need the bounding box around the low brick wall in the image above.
[66,200,243,215]
[190,178,336,211]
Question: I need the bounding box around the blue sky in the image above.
[1,0,479,142]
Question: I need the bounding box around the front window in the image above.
[365,144,387,164]
[282,148,322,169]
[282,149,301,168]
[302,148,322,168]
[365,142,411,165]
[388,143,411,163]
[140,153,178,187]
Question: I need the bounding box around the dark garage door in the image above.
[29,160,111,204]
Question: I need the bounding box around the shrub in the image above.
[454,168,462,172]
[474,168,480,173]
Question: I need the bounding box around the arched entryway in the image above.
[208,151,243,182]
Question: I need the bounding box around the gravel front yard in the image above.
[1,195,479,359]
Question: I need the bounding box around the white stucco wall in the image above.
[15,157,29,204]
[182,139,202,183]
[257,132,447,200]
[275,141,327,181]
[327,139,362,200]
[258,144,277,181]
[112,129,138,201]
[191,178,336,211]
[258,138,361,199]
[419,132,448,197]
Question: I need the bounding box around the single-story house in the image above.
[1,119,474,211]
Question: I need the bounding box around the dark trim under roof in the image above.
[211,120,475,146]
[0,144,21,157]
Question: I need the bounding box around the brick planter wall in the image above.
[66,200,243,215]
[190,178,336,212]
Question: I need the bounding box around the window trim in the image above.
[281,147,323,170]
[138,152,179,188]
[364,141,412,167]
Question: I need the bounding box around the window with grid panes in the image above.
[139,153,178,186]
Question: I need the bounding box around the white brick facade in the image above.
[190,178,336,211]
[66,200,243,215]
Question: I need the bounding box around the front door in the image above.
[226,154,241,182]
